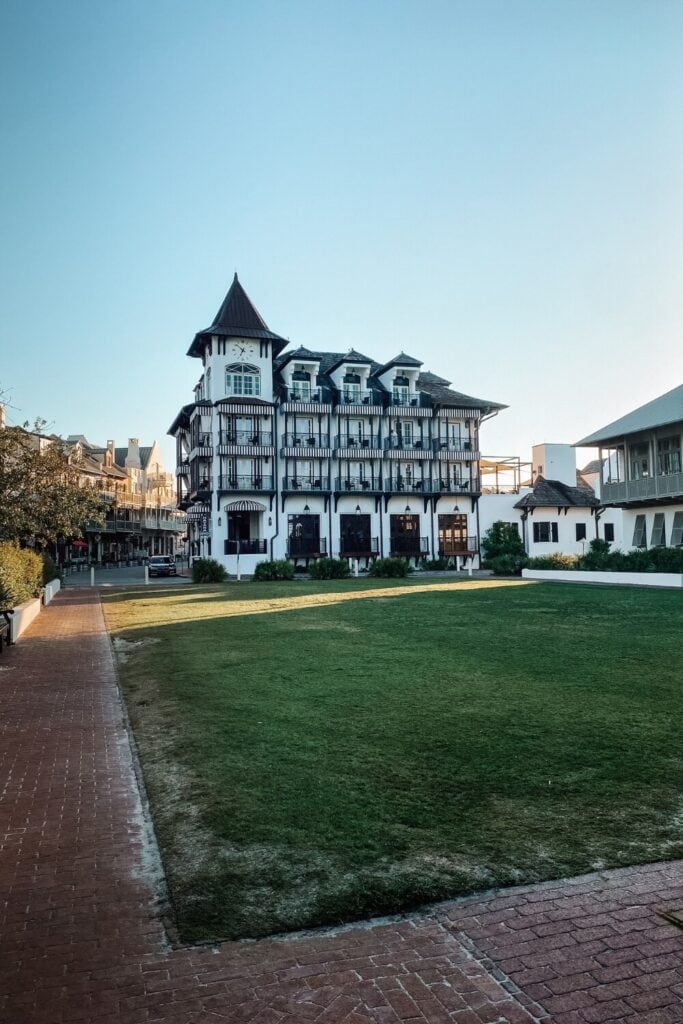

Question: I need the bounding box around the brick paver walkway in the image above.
[1,590,681,1024]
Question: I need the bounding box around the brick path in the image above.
[1,590,681,1024]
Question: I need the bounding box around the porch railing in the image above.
[287,537,328,557]
[224,539,268,555]
[389,535,430,555]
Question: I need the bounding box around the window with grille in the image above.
[533,521,558,543]
[225,363,261,397]
[657,436,682,475]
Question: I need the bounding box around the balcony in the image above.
[219,430,273,446]
[287,537,328,557]
[337,389,375,406]
[175,461,190,476]
[389,392,430,409]
[340,536,379,557]
[282,476,330,492]
[384,478,431,494]
[335,434,381,451]
[601,471,683,505]
[434,476,480,495]
[439,536,479,555]
[334,476,381,492]
[224,539,268,555]
[389,535,430,556]
[384,437,431,455]
[217,475,274,492]
[281,432,330,448]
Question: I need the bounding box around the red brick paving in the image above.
[1,589,681,1023]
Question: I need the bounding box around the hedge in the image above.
[0,544,43,607]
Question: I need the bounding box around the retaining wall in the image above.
[522,569,683,588]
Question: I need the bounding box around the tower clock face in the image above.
[231,342,256,359]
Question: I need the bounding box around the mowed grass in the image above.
[102,578,683,942]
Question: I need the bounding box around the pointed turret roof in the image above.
[187,274,288,357]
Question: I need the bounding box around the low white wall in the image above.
[9,597,42,642]
[44,578,61,605]
[522,569,683,588]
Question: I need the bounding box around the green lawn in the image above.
[102,578,683,942]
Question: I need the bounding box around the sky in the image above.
[1,0,682,471]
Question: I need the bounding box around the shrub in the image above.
[42,552,61,585]
[527,553,578,570]
[576,544,683,574]
[369,557,410,578]
[308,557,350,580]
[577,538,612,570]
[191,558,228,583]
[481,521,526,566]
[487,553,528,576]
[0,543,43,607]
[420,557,451,571]
[253,559,295,581]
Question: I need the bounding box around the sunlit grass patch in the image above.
[102,579,683,942]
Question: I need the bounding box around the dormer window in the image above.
[343,372,361,403]
[393,375,410,406]
[226,363,261,397]
[291,370,312,401]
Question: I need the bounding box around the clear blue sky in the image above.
[1,0,682,469]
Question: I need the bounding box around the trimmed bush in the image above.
[487,553,528,576]
[481,521,526,564]
[253,559,295,581]
[191,558,228,583]
[42,552,61,585]
[308,557,350,580]
[527,553,578,570]
[420,557,451,571]
[368,557,410,578]
[0,543,43,607]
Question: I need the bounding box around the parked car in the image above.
[148,555,177,578]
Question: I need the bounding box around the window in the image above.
[632,514,646,548]
[629,442,650,480]
[225,363,260,397]
[575,523,587,541]
[671,512,683,547]
[438,514,468,554]
[393,375,410,405]
[342,372,361,402]
[604,522,615,543]
[533,521,558,543]
[657,436,682,476]
[651,512,666,547]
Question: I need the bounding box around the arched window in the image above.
[225,363,261,397]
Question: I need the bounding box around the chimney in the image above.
[106,439,115,466]
[125,438,141,469]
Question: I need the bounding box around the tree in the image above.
[0,425,104,546]
[480,520,528,575]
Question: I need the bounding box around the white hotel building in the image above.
[169,275,506,572]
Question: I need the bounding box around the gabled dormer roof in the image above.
[277,345,322,368]
[375,352,423,375]
[326,349,374,373]
[187,274,288,358]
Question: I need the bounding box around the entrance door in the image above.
[288,514,321,556]
[340,514,371,556]
[390,514,420,555]
[438,514,468,555]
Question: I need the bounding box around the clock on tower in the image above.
[231,342,257,359]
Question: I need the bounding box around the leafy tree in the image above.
[0,425,104,546]
[480,521,526,562]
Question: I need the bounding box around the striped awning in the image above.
[224,499,267,512]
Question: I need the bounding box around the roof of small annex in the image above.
[576,383,683,446]
[514,476,599,510]
[188,274,288,358]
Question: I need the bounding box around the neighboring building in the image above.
[477,443,624,557]
[576,384,683,550]
[169,274,506,572]
[63,435,185,563]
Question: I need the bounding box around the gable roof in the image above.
[417,375,507,415]
[113,446,153,470]
[188,274,288,357]
[514,476,598,510]
[576,383,683,446]
[375,352,423,374]
[326,349,374,372]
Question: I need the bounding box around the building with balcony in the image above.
[576,384,683,550]
[169,274,506,572]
